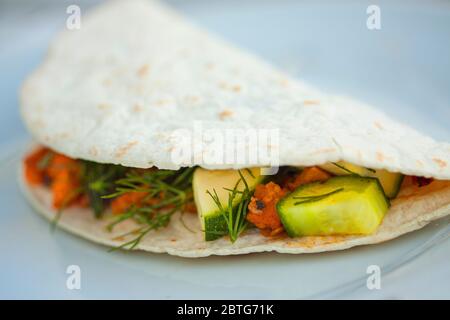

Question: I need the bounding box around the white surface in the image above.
[0,0,449,299]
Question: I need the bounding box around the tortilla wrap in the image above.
[19,162,450,257]
[19,0,450,257]
[20,0,450,177]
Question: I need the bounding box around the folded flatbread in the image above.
[19,0,450,257]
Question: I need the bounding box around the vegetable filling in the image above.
[24,146,434,247]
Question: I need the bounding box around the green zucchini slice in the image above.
[319,161,403,198]
[277,175,390,237]
[193,167,264,241]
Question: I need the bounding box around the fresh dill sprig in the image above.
[105,167,195,250]
[293,188,344,205]
[108,206,176,251]
[206,170,252,243]
[332,162,376,175]
[80,161,129,218]
[332,162,358,175]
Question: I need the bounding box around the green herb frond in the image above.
[80,161,129,218]
[106,167,195,250]
[206,170,253,243]
[332,162,358,175]
[293,187,345,205]
[332,162,376,175]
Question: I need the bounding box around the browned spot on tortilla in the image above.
[218,82,241,92]
[279,78,289,87]
[433,158,447,168]
[303,100,320,106]
[88,147,98,156]
[170,238,177,242]
[205,62,215,70]
[231,85,241,92]
[115,141,138,158]
[376,151,385,162]
[132,104,143,113]
[137,64,150,77]
[166,146,175,153]
[287,235,347,248]
[374,121,384,129]
[218,109,233,120]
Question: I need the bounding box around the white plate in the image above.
[0,0,449,299]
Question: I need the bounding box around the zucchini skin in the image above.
[203,175,269,241]
[319,162,403,199]
[276,176,390,237]
[385,174,404,199]
[193,168,266,241]
[204,213,228,241]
